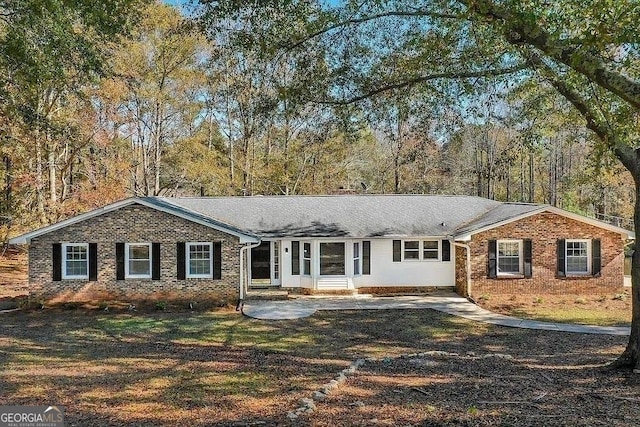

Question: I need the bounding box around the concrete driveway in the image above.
[242,292,630,336]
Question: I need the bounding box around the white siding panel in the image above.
[353,239,455,287]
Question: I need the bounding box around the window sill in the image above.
[495,274,525,279]
[560,274,595,279]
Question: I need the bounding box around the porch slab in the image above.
[241,292,631,336]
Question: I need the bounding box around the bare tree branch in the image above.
[285,9,462,51]
[315,63,529,105]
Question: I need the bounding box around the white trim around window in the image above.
[125,242,152,279]
[186,242,213,278]
[61,243,89,280]
[497,239,523,276]
[566,239,591,275]
[402,240,441,261]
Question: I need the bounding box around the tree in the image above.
[197,0,640,369]
[108,2,209,197]
[0,0,148,224]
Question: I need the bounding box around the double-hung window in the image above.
[403,240,439,261]
[403,241,420,260]
[566,239,590,274]
[62,243,89,279]
[422,240,439,260]
[497,240,522,275]
[187,242,212,278]
[126,243,152,278]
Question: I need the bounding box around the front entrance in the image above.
[251,241,271,283]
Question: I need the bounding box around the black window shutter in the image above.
[152,243,161,280]
[557,239,566,277]
[523,239,532,278]
[488,239,497,278]
[213,241,222,280]
[116,243,125,280]
[177,242,186,280]
[52,243,62,282]
[393,240,402,262]
[592,239,602,277]
[291,241,300,275]
[89,243,98,281]
[442,240,451,262]
[362,241,371,275]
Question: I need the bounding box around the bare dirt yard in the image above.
[1,253,638,425]
[0,307,638,426]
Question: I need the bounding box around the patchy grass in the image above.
[0,307,635,426]
[477,291,632,327]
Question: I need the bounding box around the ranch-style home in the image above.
[9,195,634,304]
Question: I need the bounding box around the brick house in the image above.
[9,195,634,304]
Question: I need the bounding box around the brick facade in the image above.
[28,204,243,304]
[466,212,626,297]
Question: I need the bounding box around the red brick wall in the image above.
[28,204,243,304]
[468,212,626,296]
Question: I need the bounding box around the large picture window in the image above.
[320,242,345,275]
[126,243,152,278]
[187,242,212,278]
[497,240,522,275]
[62,243,88,279]
[566,239,590,274]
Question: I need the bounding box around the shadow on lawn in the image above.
[0,308,630,426]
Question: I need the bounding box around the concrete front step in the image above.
[245,289,290,301]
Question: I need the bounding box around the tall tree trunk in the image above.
[613,162,640,370]
[529,152,534,203]
[34,131,46,224]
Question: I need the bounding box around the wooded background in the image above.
[0,1,634,237]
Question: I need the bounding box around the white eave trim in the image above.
[8,198,260,244]
[453,206,634,241]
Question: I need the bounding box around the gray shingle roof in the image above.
[453,203,546,237]
[149,195,543,239]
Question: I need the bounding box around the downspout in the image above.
[238,240,261,311]
[452,241,472,299]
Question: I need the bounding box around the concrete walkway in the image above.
[242,292,631,336]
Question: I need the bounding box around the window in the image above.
[291,241,300,275]
[566,239,590,274]
[423,240,439,260]
[320,242,346,275]
[303,242,311,276]
[126,243,152,278]
[62,243,88,279]
[497,240,522,275]
[187,242,212,278]
[353,242,361,275]
[273,242,279,280]
[403,241,420,260]
[402,240,440,261]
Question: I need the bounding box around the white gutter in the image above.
[452,241,472,298]
[238,241,262,310]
